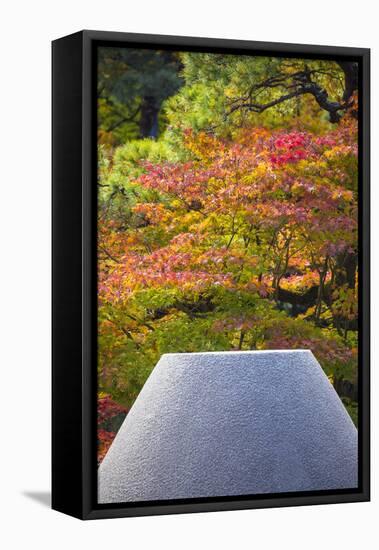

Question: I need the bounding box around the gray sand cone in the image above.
[98,350,357,503]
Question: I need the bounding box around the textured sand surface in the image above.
[98,350,357,503]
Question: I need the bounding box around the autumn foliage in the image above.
[98,125,358,391]
[97,395,128,463]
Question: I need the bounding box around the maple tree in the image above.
[97,51,359,461]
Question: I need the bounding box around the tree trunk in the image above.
[334,251,357,289]
[337,61,359,103]
[337,61,359,119]
[139,96,159,138]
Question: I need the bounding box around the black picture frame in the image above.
[52,30,370,520]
